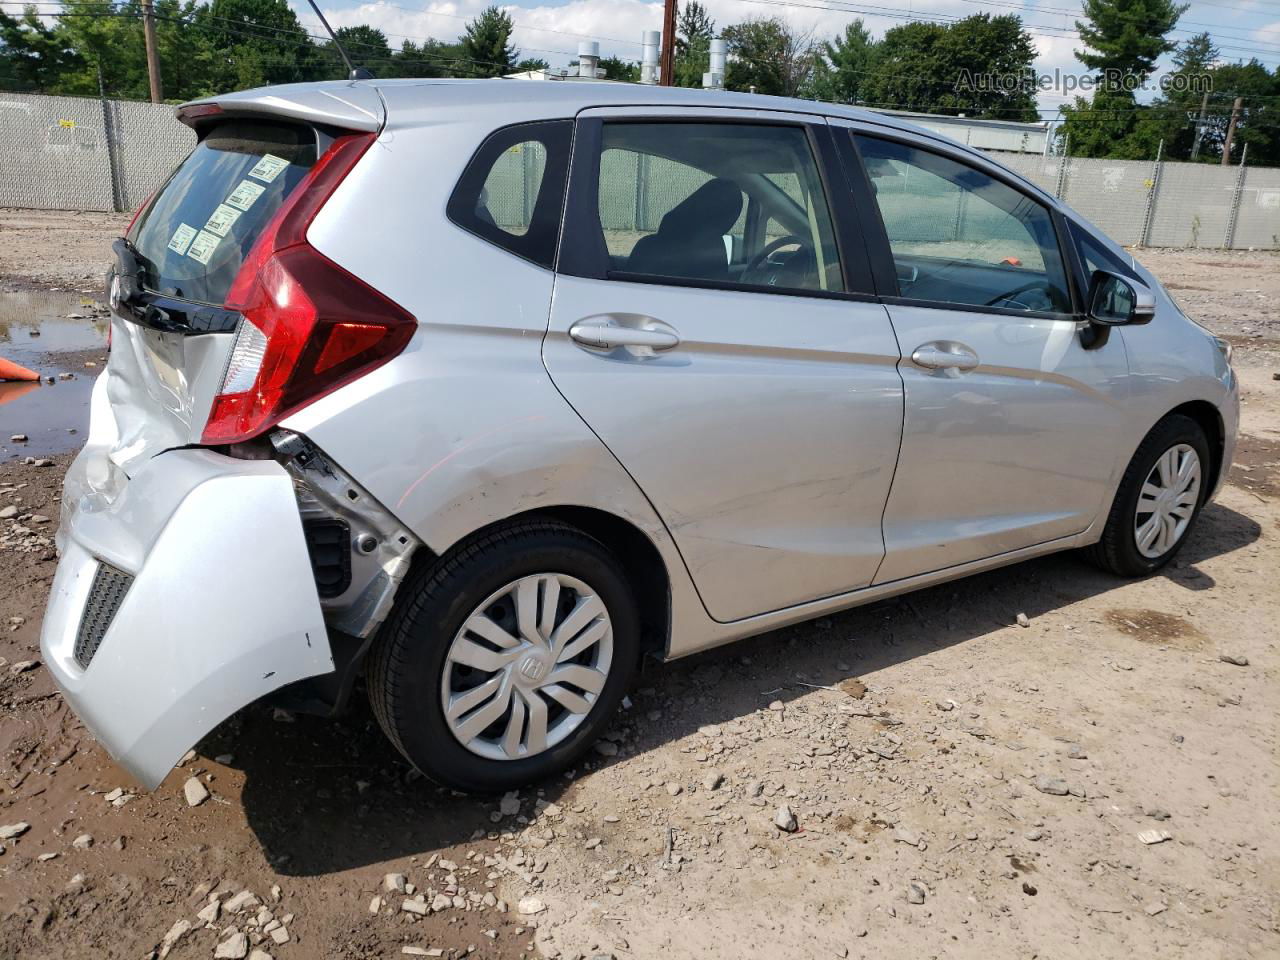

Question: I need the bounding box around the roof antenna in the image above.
[304,0,374,80]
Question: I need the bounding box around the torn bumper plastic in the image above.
[41,383,331,788]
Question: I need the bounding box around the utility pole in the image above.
[659,0,677,86]
[1220,96,1242,165]
[141,0,163,103]
[1189,90,1209,161]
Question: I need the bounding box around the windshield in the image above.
[130,119,317,305]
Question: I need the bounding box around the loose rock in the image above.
[1034,775,1070,796]
[215,932,250,959]
[518,897,547,915]
[383,872,407,893]
[182,777,210,807]
[774,804,798,832]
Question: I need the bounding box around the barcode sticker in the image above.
[166,223,197,255]
[203,203,241,238]
[248,153,289,183]
[186,230,221,265]
[225,179,265,212]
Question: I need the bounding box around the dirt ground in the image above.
[0,208,1277,960]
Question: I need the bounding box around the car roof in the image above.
[192,79,1059,207]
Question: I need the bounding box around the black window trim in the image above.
[840,127,1086,321]
[446,118,574,271]
[1068,218,1140,287]
[555,114,879,303]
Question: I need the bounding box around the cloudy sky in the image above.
[295,0,1280,117]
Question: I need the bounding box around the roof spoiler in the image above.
[176,83,384,133]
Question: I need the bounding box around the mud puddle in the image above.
[0,289,107,458]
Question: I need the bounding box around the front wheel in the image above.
[367,521,638,793]
[1086,414,1211,577]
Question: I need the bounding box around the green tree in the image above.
[513,56,549,73]
[809,20,878,105]
[723,17,814,97]
[19,1,215,100]
[385,38,467,79]
[0,6,83,91]
[1076,0,1187,78]
[196,0,317,90]
[321,24,391,76]
[599,55,638,82]
[944,15,1038,119]
[1203,60,1280,165]
[459,5,516,78]
[860,20,947,111]
[1061,0,1187,156]
[674,1,714,88]
[1123,32,1219,161]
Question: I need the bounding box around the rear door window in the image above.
[130,120,318,305]
[592,122,844,294]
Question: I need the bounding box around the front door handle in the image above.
[569,318,680,351]
[910,341,980,372]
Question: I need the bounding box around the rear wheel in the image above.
[1086,414,1210,576]
[367,521,638,792]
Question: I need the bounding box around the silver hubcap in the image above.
[1134,443,1201,559]
[441,573,613,761]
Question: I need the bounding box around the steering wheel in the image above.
[984,280,1047,308]
[746,234,808,275]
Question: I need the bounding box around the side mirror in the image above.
[1087,270,1155,326]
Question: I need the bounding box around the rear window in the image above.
[131,120,318,305]
[446,120,573,269]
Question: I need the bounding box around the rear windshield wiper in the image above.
[109,237,239,335]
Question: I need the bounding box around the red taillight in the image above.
[202,133,415,445]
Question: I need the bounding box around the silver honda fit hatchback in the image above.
[42,79,1238,792]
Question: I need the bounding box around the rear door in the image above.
[544,107,904,623]
[832,122,1130,583]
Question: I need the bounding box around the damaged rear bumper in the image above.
[41,389,332,787]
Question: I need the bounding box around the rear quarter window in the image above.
[446,120,572,269]
[131,120,318,305]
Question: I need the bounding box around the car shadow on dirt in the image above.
[227,500,1261,877]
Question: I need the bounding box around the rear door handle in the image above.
[910,341,980,372]
[569,318,680,351]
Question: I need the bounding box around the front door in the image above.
[836,125,1130,583]
[544,109,904,622]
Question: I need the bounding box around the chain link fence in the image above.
[0,91,193,213]
[1,90,1277,250]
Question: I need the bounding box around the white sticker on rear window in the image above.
[248,153,289,183]
[186,230,221,265]
[166,223,197,255]
[203,203,242,238]
[225,179,265,212]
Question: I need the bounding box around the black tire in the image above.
[367,520,638,793]
[1086,414,1211,577]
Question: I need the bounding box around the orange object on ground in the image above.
[1000,256,1023,267]
[0,357,40,382]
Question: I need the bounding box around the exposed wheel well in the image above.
[529,506,672,663]
[419,507,672,663]
[1167,400,1225,495]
